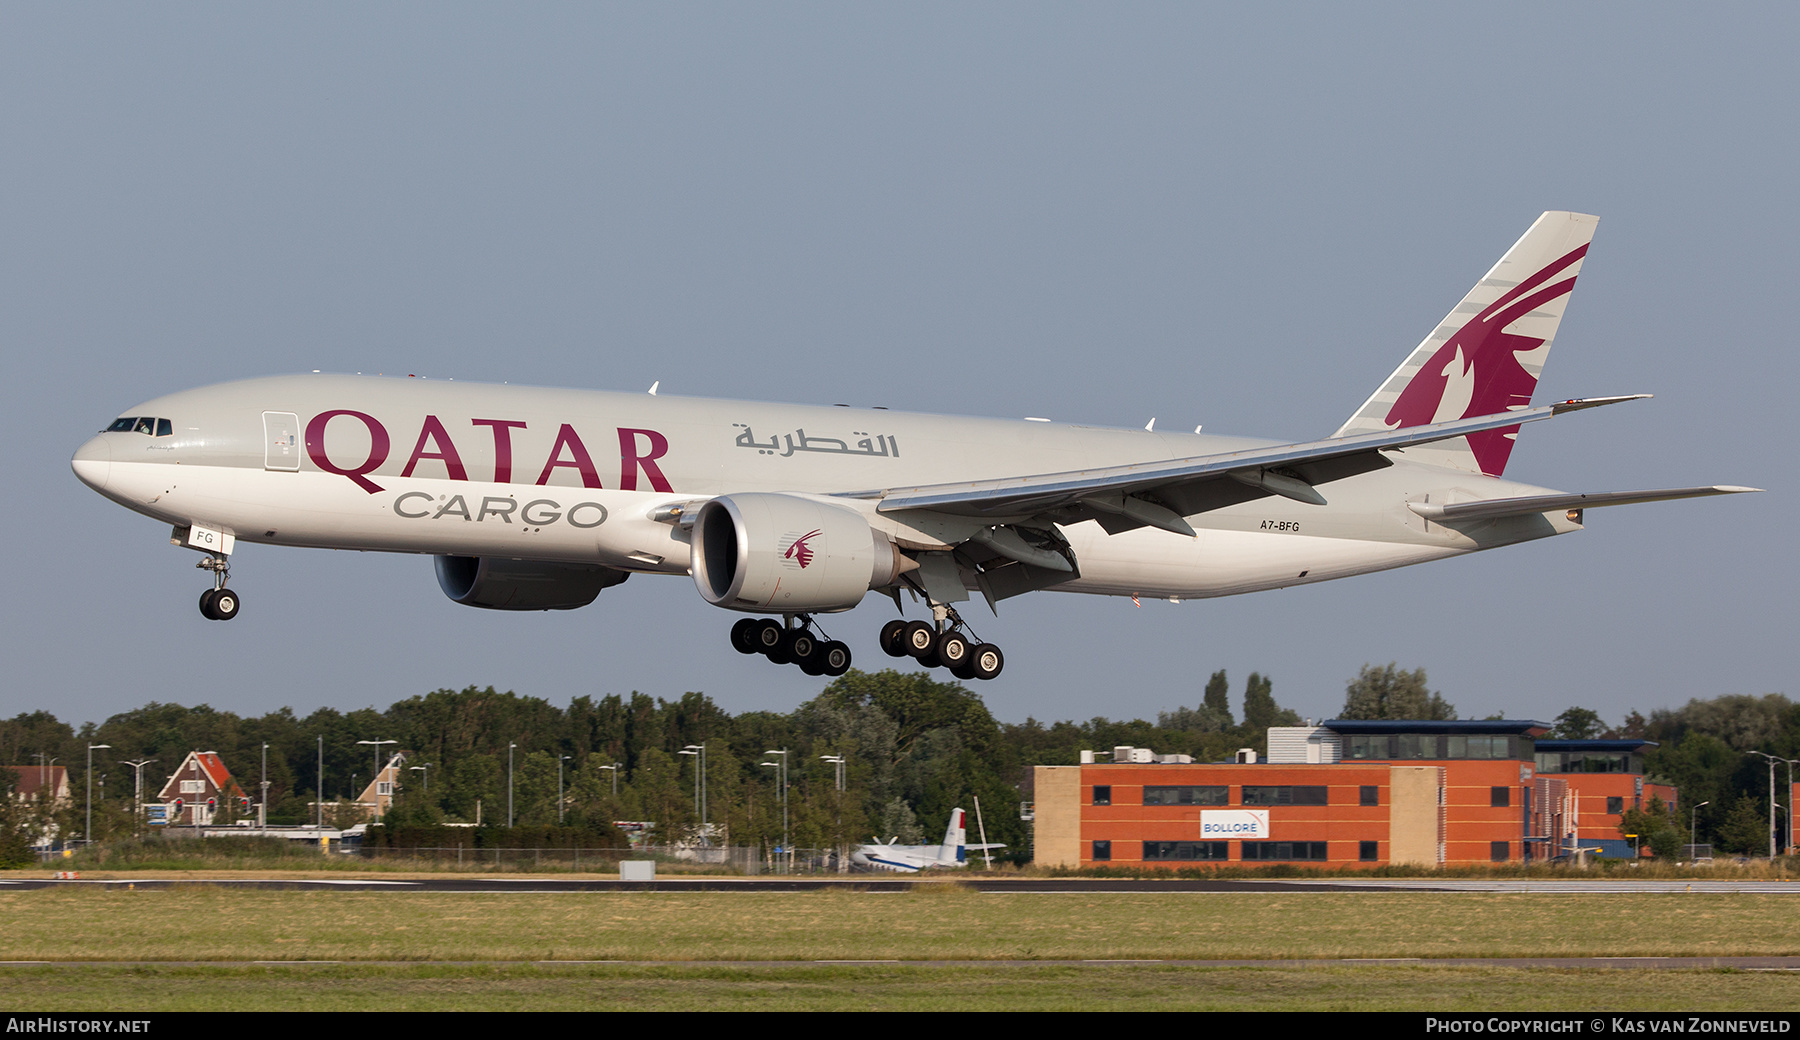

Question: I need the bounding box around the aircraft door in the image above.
[263,411,301,471]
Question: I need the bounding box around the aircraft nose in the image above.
[71,435,112,492]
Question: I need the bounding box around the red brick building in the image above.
[1534,739,1676,859]
[1034,721,1667,869]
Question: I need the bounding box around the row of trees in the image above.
[3,664,1790,857]
[0,667,1314,858]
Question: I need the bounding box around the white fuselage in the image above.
[72,373,1578,605]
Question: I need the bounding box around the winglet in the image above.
[1547,393,1652,415]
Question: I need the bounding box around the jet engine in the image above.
[690,493,905,613]
[434,555,630,611]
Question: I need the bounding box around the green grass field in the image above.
[3,884,1798,1010]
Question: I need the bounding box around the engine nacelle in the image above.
[691,493,903,613]
[435,555,630,611]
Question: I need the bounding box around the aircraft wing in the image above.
[1408,485,1761,523]
[859,396,1649,530]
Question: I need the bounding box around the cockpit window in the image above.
[105,417,174,437]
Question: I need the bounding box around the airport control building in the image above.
[1032,720,1673,868]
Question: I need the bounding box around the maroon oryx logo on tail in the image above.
[1384,242,1588,476]
[784,529,823,568]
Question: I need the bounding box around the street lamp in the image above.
[259,742,269,830]
[1749,751,1782,858]
[409,763,431,794]
[680,744,708,844]
[558,756,572,825]
[821,753,847,873]
[507,743,518,827]
[1783,759,1800,855]
[1690,800,1710,861]
[123,758,155,836]
[820,754,846,792]
[597,762,621,797]
[86,744,111,844]
[762,749,789,872]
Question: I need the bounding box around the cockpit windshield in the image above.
[106,417,174,437]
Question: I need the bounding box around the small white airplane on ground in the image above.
[850,808,1005,872]
[73,212,1757,679]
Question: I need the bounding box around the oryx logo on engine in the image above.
[782,529,822,568]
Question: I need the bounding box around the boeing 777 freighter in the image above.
[72,212,1757,680]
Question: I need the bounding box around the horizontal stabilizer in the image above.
[1408,485,1761,523]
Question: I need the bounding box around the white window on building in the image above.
[180,780,204,794]
[377,782,392,796]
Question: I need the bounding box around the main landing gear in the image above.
[878,610,1004,681]
[196,551,241,621]
[730,616,853,677]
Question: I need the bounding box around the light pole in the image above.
[1751,751,1781,858]
[86,744,111,844]
[762,749,789,872]
[409,763,431,794]
[597,763,620,797]
[1690,800,1709,861]
[820,754,846,792]
[558,756,571,825]
[1784,759,1800,855]
[508,743,518,828]
[123,758,154,836]
[681,744,708,843]
[357,739,397,821]
[821,753,846,872]
[316,736,324,829]
[259,742,269,830]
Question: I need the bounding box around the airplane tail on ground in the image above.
[1333,211,1600,477]
[937,807,967,865]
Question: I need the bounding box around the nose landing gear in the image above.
[195,551,240,621]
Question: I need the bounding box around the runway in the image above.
[4,876,1797,893]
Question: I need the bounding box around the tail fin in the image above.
[1334,211,1599,476]
[939,808,966,865]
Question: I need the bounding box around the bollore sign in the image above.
[1200,809,1270,840]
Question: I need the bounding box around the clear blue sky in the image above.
[5,4,1791,731]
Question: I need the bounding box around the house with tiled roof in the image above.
[352,752,409,821]
[2,764,70,808]
[155,751,247,826]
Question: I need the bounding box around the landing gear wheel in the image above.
[210,588,241,621]
[730,618,762,654]
[902,620,937,660]
[970,643,1004,681]
[879,619,909,658]
[936,632,971,671]
[784,630,820,673]
[820,640,852,677]
[199,589,219,620]
[751,619,787,662]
